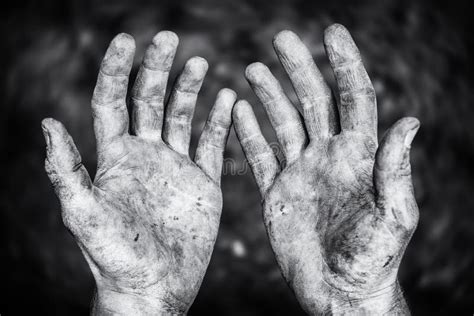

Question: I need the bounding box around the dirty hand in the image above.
[233,24,418,315]
[42,32,236,315]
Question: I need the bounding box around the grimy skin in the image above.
[42,32,237,315]
[233,24,419,315]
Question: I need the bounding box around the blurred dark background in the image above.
[2,0,474,314]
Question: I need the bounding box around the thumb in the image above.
[42,118,92,204]
[374,117,420,229]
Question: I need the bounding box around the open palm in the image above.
[43,32,236,314]
[234,24,419,314]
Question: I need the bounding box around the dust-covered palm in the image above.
[263,129,418,314]
[80,136,220,310]
[234,24,419,315]
[43,32,236,314]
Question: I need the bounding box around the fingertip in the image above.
[232,99,252,120]
[186,56,209,75]
[323,23,349,42]
[111,33,136,55]
[217,88,237,105]
[390,117,420,137]
[113,32,135,46]
[210,88,236,125]
[142,31,178,71]
[41,117,56,130]
[323,23,359,65]
[41,117,66,135]
[219,87,237,98]
[102,33,136,75]
[398,117,420,129]
[397,117,420,147]
[272,30,298,49]
[41,118,55,147]
[273,30,314,72]
[173,56,209,94]
[152,30,179,48]
[245,62,269,84]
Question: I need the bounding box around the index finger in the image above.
[92,33,135,154]
[324,24,377,141]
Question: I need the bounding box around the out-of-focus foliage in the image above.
[1,0,473,314]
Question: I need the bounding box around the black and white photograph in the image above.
[1,0,473,315]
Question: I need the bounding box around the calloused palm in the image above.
[233,24,419,314]
[43,32,236,314]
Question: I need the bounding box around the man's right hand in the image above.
[233,24,418,315]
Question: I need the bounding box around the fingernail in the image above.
[404,122,420,148]
[41,120,51,148]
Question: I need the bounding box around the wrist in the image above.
[325,281,409,315]
[91,286,186,316]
